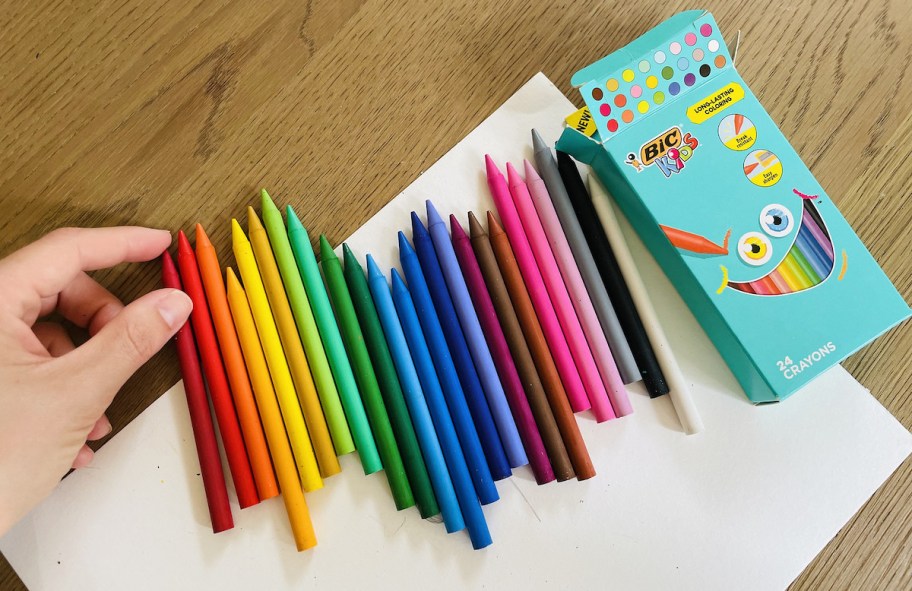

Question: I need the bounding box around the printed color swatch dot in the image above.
[684,73,696,86]
[607,119,619,132]
[708,39,720,52]
[599,103,611,116]
[670,42,681,55]
[678,57,689,70]
[669,82,681,95]
[700,23,713,36]
[685,33,697,46]
[646,75,658,88]
[662,66,674,80]
[638,60,650,73]
[622,109,634,123]
[622,69,635,82]
[715,55,727,68]
[638,101,649,114]
[654,51,666,64]
[592,88,603,101]
[654,91,665,104]
[614,94,627,107]
[606,78,619,91]
[699,64,711,77]
[631,85,642,98]
[693,48,704,61]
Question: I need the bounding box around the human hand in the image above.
[0,227,192,536]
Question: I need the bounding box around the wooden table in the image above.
[1,1,910,588]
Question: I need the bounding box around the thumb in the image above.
[57,288,193,413]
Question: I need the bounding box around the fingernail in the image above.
[157,289,193,329]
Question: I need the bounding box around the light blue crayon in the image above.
[390,267,492,550]
[366,257,464,534]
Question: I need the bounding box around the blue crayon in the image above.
[409,214,511,482]
[796,224,830,281]
[390,268,492,550]
[366,257,463,534]
[399,232,500,504]
[426,201,527,469]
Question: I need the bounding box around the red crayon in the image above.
[161,251,234,533]
[177,232,259,508]
[450,214,554,485]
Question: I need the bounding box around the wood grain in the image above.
[1,0,910,588]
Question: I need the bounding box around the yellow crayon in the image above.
[778,252,807,292]
[226,269,317,551]
[232,220,323,492]
[248,208,340,478]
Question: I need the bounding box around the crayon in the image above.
[485,156,591,413]
[227,270,317,551]
[507,163,616,421]
[803,203,835,264]
[659,225,728,255]
[778,252,806,292]
[487,212,594,480]
[556,150,669,398]
[161,251,233,533]
[451,215,554,484]
[176,232,259,508]
[391,269,491,549]
[768,270,790,294]
[426,201,526,468]
[249,210,340,478]
[368,260,460,526]
[524,159,633,417]
[260,191,353,455]
[795,225,830,280]
[532,129,639,385]
[286,206,366,459]
[319,235,384,474]
[469,213,573,481]
[340,243,415,510]
[232,220,323,491]
[195,224,278,501]
[588,175,704,434]
[409,217,510,485]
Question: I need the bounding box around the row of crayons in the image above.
[162,131,703,552]
[729,198,835,295]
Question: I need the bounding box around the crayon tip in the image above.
[247,206,265,233]
[398,231,416,257]
[523,159,542,183]
[177,230,192,253]
[506,161,522,187]
[449,214,468,242]
[195,223,212,250]
[286,205,303,231]
[410,212,430,241]
[484,154,501,179]
[390,267,408,294]
[225,266,241,290]
[231,219,248,244]
[425,200,444,228]
[161,249,177,275]
[319,235,336,261]
[531,129,548,154]
[365,254,384,281]
[341,242,358,267]
[261,189,279,215]
[468,211,486,239]
[486,211,505,236]
[556,149,573,170]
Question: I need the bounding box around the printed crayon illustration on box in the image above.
[557,10,910,403]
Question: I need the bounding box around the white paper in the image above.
[2,73,909,591]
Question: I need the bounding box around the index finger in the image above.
[0,227,172,321]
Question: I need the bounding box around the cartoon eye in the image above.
[759,204,793,237]
[737,232,772,266]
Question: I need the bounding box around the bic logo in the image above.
[625,126,700,178]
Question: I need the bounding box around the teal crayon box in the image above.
[557,10,910,403]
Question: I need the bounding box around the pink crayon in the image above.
[485,155,591,413]
[450,215,554,484]
[524,160,632,418]
[508,162,616,422]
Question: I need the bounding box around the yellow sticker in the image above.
[686,82,744,123]
[718,114,756,151]
[565,106,597,137]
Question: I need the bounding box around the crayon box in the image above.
[556,10,910,403]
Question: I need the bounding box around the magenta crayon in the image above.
[485,155,591,413]
[450,215,554,484]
